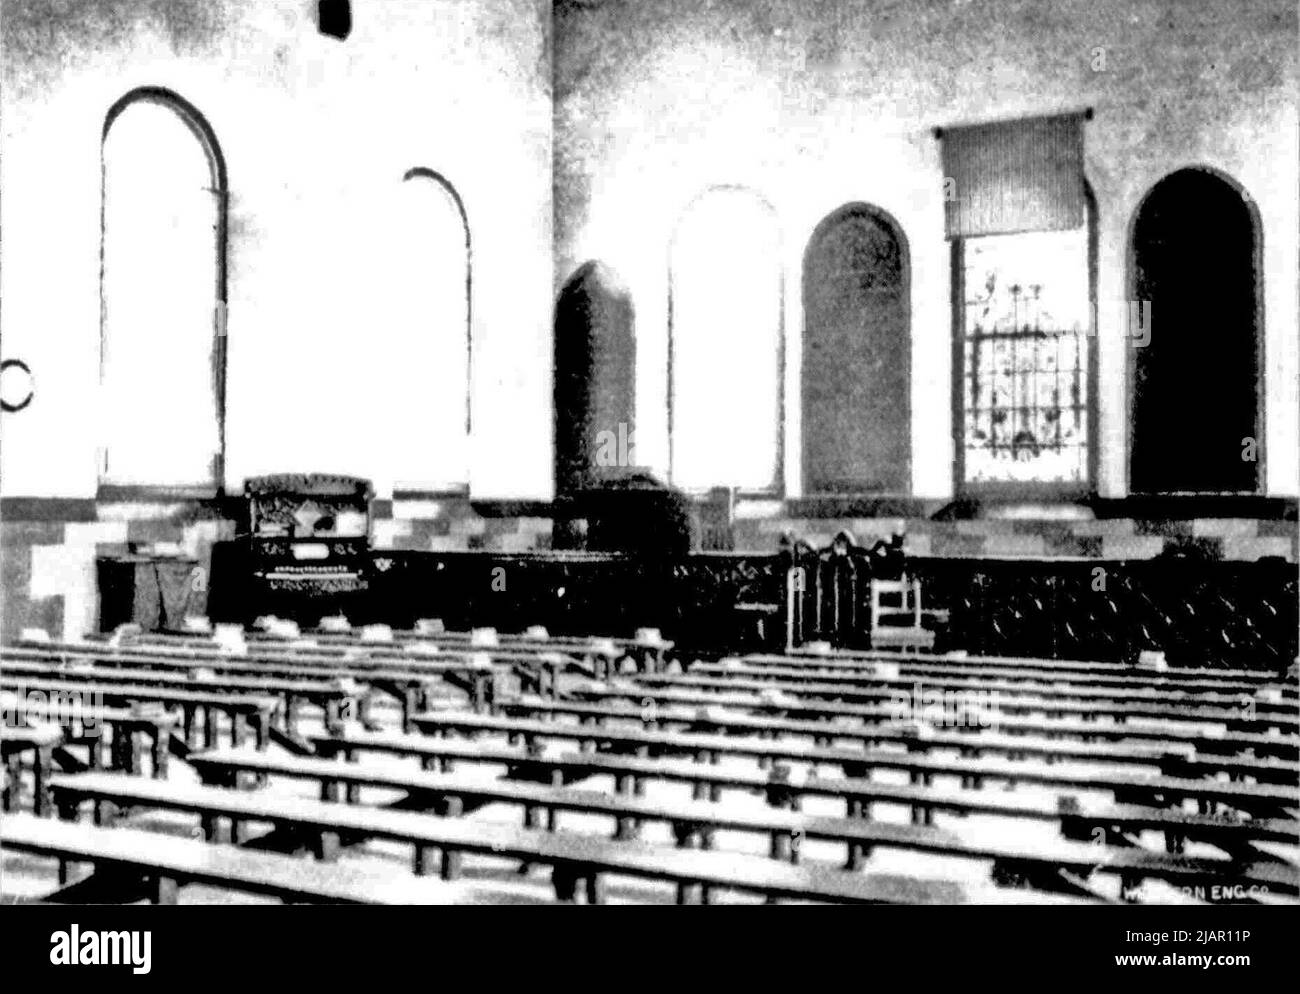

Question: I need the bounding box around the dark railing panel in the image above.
[904,557,1297,670]
[211,542,1297,671]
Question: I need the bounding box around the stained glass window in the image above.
[959,216,1092,488]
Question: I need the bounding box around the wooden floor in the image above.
[2,624,1297,905]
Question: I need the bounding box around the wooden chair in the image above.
[870,575,935,653]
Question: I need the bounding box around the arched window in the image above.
[954,192,1097,494]
[100,89,226,492]
[803,204,911,494]
[1129,168,1261,494]
[669,186,783,493]
[376,168,471,493]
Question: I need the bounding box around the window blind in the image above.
[940,111,1088,239]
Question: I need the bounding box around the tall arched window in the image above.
[953,191,1097,494]
[1129,168,1261,494]
[100,89,226,492]
[803,204,911,494]
[669,186,783,493]
[377,168,471,493]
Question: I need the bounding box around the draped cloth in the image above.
[940,112,1088,239]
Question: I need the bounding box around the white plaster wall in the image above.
[1,0,554,500]
[554,0,1298,498]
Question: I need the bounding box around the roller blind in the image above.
[940,111,1088,239]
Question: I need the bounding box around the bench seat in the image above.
[190,747,1300,871]
[637,675,1298,756]
[756,653,1280,696]
[6,643,464,685]
[582,679,1299,735]
[693,664,1300,730]
[496,696,1298,785]
[0,811,492,904]
[21,642,500,715]
[45,772,982,905]
[410,711,1300,820]
[870,627,937,650]
[0,673,278,716]
[783,648,1285,684]
[310,729,1300,840]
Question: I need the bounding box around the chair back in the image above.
[871,575,923,628]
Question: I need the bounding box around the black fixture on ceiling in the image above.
[318,0,352,41]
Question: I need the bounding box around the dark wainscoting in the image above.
[208,543,1297,670]
[906,557,1297,671]
[366,551,788,655]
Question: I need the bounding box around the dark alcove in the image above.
[1130,169,1261,494]
[803,204,911,494]
[553,261,636,498]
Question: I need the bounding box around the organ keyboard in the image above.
[244,474,373,619]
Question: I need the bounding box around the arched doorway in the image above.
[553,261,636,497]
[1130,168,1262,493]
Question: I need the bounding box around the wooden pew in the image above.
[784,647,1289,687]
[0,674,278,751]
[628,675,1299,757]
[700,663,1300,728]
[743,652,1299,702]
[286,625,674,673]
[1,656,355,739]
[310,728,1300,860]
[3,690,179,779]
[1058,803,1300,860]
[190,747,1300,879]
[2,722,61,815]
[409,711,1300,819]
[122,628,650,691]
[569,683,1299,767]
[45,772,985,905]
[749,655,1286,697]
[14,640,500,717]
[0,812,499,905]
[123,629,661,704]
[496,696,1298,786]
[205,627,1283,694]
[23,648,449,731]
[224,623,674,668]
[580,675,1299,734]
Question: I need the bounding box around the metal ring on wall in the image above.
[0,358,35,412]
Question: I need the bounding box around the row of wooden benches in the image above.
[9,643,1294,797]
[494,696,1296,785]
[564,684,1297,759]
[405,709,1298,819]
[1,813,512,905]
[6,632,1293,809]
[17,634,1297,737]
[167,620,1289,689]
[5,626,1295,905]
[37,718,1299,904]
[16,707,1292,905]
[104,625,1296,698]
[32,772,1028,906]
[38,751,1293,906]
[626,675,1299,748]
[6,640,496,728]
